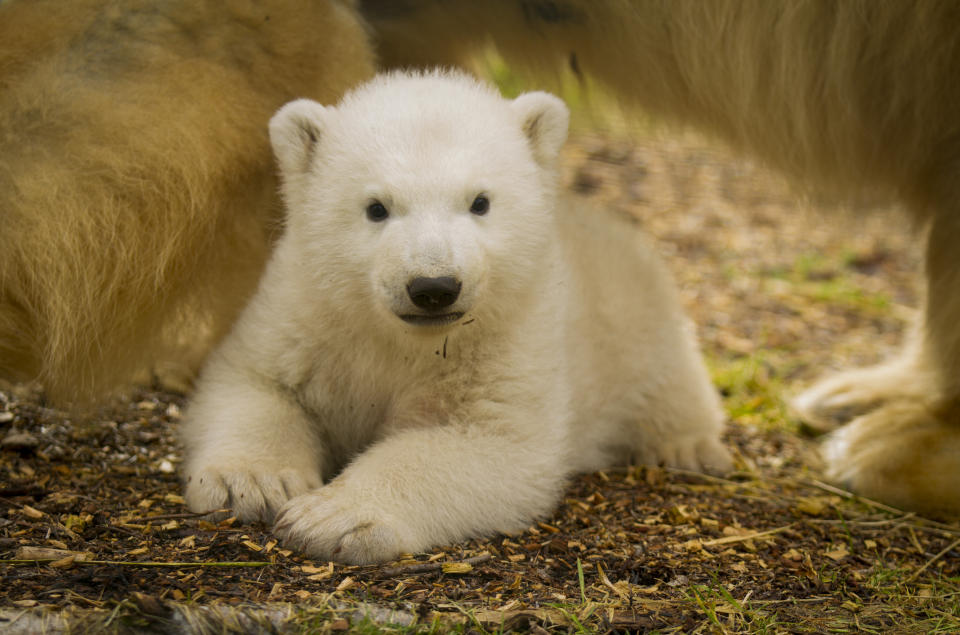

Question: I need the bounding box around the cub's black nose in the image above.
[407,276,461,311]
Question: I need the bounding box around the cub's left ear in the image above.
[269,98,330,175]
[511,91,570,166]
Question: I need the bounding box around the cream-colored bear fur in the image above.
[362,0,960,515]
[0,0,373,401]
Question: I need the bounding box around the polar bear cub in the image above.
[181,70,731,564]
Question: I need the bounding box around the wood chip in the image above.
[824,544,849,561]
[441,562,473,574]
[15,546,90,561]
[20,505,44,519]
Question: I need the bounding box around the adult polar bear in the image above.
[359,1,960,515]
[0,0,375,398]
[182,70,731,564]
[0,0,958,514]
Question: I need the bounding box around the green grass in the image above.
[472,48,660,136]
[687,580,782,633]
[708,351,800,432]
[761,252,893,314]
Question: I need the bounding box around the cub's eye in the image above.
[366,201,389,222]
[469,195,490,216]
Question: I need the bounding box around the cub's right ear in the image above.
[269,99,329,175]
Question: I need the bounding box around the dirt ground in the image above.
[1,133,957,634]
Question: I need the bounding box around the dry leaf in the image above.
[824,544,849,561]
[668,505,699,524]
[795,497,827,516]
[63,515,87,532]
[699,517,720,529]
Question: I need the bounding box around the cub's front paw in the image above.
[183,463,321,523]
[274,486,413,565]
[639,434,733,475]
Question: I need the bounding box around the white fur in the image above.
[181,70,730,564]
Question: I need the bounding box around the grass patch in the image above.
[709,351,800,432]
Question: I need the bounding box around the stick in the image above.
[377,552,492,577]
[116,510,230,524]
[803,479,906,515]
[1,559,273,568]
[905,537,960,583]
[700,525,792,547]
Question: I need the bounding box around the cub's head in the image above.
[268,70,568,332]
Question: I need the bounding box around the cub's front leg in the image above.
[182,360,323,523]
[275,411,569,565]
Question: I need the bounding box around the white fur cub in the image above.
[181,70,731,564]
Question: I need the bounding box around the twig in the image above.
[1,559,273,568]
[803,515,916,528]
[700,525,792,547]
[377,552,492,577]
[99,525,142,538]
[661,466,746,486]
[804,479,960,534]
[803,479,906,515]
[0,487,47,498]
[905,536,960,583]
[39,588,104,608]
[117,510,229,524]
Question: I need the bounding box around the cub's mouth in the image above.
[399,312,464,327]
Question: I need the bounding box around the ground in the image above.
[1,131,958,634]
